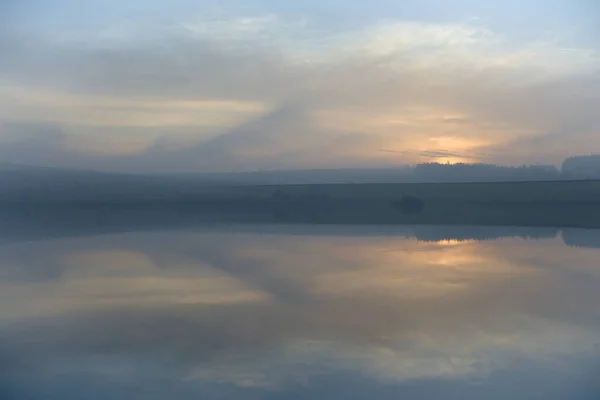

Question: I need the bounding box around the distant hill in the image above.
[162,167,414,185]
[2,159,600,205]
[0,163,230,204]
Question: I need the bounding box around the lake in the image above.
[1,224,600,399]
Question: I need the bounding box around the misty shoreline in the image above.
[1,204,599,250]
[4,176,600,240]
[2,194,600,246]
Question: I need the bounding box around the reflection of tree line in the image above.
[561,229,600,249]
[2,202,600,249]
[413,226,559,242]
[415,226,600,249]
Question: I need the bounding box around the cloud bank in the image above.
[0,2,599,172]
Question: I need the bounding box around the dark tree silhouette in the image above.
[412,162,561,182]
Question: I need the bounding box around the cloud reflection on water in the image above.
[1,226,600,398]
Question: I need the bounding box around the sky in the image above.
[0,0,599,173]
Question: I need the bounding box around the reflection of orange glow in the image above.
[432,239,474,246]
[312,237,531,298]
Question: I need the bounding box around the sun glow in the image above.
[431,156,470,165]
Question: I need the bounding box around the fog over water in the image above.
[1,225,600,399]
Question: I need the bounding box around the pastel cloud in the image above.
[0,2,598,171]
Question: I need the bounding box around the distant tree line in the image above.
[562,155,600,179]
[409,155,600,182]
[411,163,561,182]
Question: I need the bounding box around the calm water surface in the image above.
[1,225,600,399]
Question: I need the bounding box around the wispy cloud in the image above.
[0,3,598,171]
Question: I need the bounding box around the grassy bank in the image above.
[236,179,600,203]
